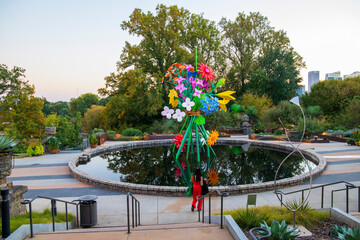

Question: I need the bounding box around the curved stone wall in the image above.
[68,139,326,197]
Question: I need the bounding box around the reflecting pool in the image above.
[77,145,315,186]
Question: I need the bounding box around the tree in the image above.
[82,105,105,133]
[69,93,99,116]
[0,65,45,139]
[219,12,304,96]
[337,98,360,129]
[248,48,301,104]
[55,113,82,149]
[102,70,164,131]
[240,92,273,119]
[42,98,70,116]
[263,101,301,129]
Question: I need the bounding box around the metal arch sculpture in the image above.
[241,96,313,228]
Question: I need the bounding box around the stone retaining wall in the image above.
[69,139,326,197]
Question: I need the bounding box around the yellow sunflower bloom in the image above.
[207,168,219,186]
[168,89,179,108]
[218,99,230,112]
[206,130,219,146]
[215,91,236,101]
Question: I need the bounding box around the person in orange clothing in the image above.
[191,168,203,211]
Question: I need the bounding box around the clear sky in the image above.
[1,0,359,102]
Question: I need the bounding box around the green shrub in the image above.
[149,119,182,134]
[88,134,98,145]
[113,136,144,141]
[332,225,360,240]
[26,146,34,157]
[232,208,268,230]
[347,139,356,145]
[26,144,44,157]
[121,128,142,137]
[285,199,312,212]
[273,129,284,136]
[47,137,59,150]
[258,219,300,240]
[92,128,105,133]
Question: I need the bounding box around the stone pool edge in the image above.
[68,139,326,197]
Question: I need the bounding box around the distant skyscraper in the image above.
[325,71,342,80]
[308,71,319,92]
[344,71,360,79]
[296,85,305,96]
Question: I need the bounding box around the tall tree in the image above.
[248,48,301,104]
[0,64,29,99]
[69,93,99,116]
[219,12,304,96]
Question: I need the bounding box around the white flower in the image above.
[182,97,195,111]
[161,106,174,119]
[172,109,185,122]
[200,137,206,145]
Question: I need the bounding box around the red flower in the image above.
[174,134,186,151]
[198,62,215,82]
[175,162,186,178]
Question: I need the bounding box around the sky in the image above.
[0,0,359,102]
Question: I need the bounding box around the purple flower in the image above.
[175,77,186,84]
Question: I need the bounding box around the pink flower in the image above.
[175,77,186,84]
[193,88,202,98]
[175,84,187,93]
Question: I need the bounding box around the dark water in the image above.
[77,145,315,186]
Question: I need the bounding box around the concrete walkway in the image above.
[9,136,360,236]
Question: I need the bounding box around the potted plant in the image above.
[47,137,59,154]
[89,134,98,148]
[0,136,15,179]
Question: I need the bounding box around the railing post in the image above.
[358,187,360,212]
[301,190,304,203]
[202,196,205,223]
[132,197,134,228]
[76,204,79,228]
[1,189,10,239]
[220,195,224,229]
[65,202,69,230]
[29,201,34,238]
[331,191,334,208]
[127,194,130,234]
[138,201,141,225]
[135,200,138,227]
[280,194,283,207]
[209,194,211,224]
[346,185,349,213]
[198,197,201,222]
[51,199,56,231]
[321,186,324,208]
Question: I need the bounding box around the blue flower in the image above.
[200,96,219,115]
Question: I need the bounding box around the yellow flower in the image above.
[218,99,230,112]
[207,168,219,186]
[215,91,236,101]
[206,130,219,146]
[168,89,179,108]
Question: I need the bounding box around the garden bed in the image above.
[248,134,330,143]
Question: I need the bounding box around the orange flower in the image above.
[206,130,219,146]
[207,168,219,186]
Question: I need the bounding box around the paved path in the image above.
[9,137,360,227]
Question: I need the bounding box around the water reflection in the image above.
[77,145,312,186]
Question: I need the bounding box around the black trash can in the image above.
[79,195,98,227]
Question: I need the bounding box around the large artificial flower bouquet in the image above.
[161,57,235,193]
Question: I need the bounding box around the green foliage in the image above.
[0,208,75,235]
[55,114,82,149]
[274,129,284,136]
[148,118,182,134]
[0,136,14,153]
[337,98,360,129]
[259,219,300,240]
[88,134,98,145]
[285,199,312,211]
[240,93,273,119]
[347,139,356,145]
[0,64,28,98]
[26,144,44,157]
[204,111,238,130]
[232,208,269,230]
[42,98,70,116]
[248,48,301,105]
[45,114,61,127]
[263,101,301,129]
[113,136,144,141]
[219,12,304,97]
[331,225,360,240]
[306,105,322,119]
[82,105,105,133]
[296,117,325,136]
[69,93,99,116]
[47,137,59,150]
[121,128,142,137]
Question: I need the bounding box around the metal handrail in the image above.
[331,185,360,213]
[196,190,229,229]
[275,181,359,213]
[127,192,141,234]
[21,196,79,238]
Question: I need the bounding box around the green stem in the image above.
[195,124,201,168]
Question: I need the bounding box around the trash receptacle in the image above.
[79,195,98,227]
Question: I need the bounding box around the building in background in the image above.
[296,85,305,96]
[308,71,319,92]
[344,71,360,79]
[325,71,342,80]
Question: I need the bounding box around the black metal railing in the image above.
[275,181,359,213]
[127,192,141,234]
[196,190,229,229]
[21,196,79,238]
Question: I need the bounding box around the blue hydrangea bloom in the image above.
[200,96,219,115]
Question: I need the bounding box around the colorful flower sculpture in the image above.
[207,168,219,186]
[162,52,235,192]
